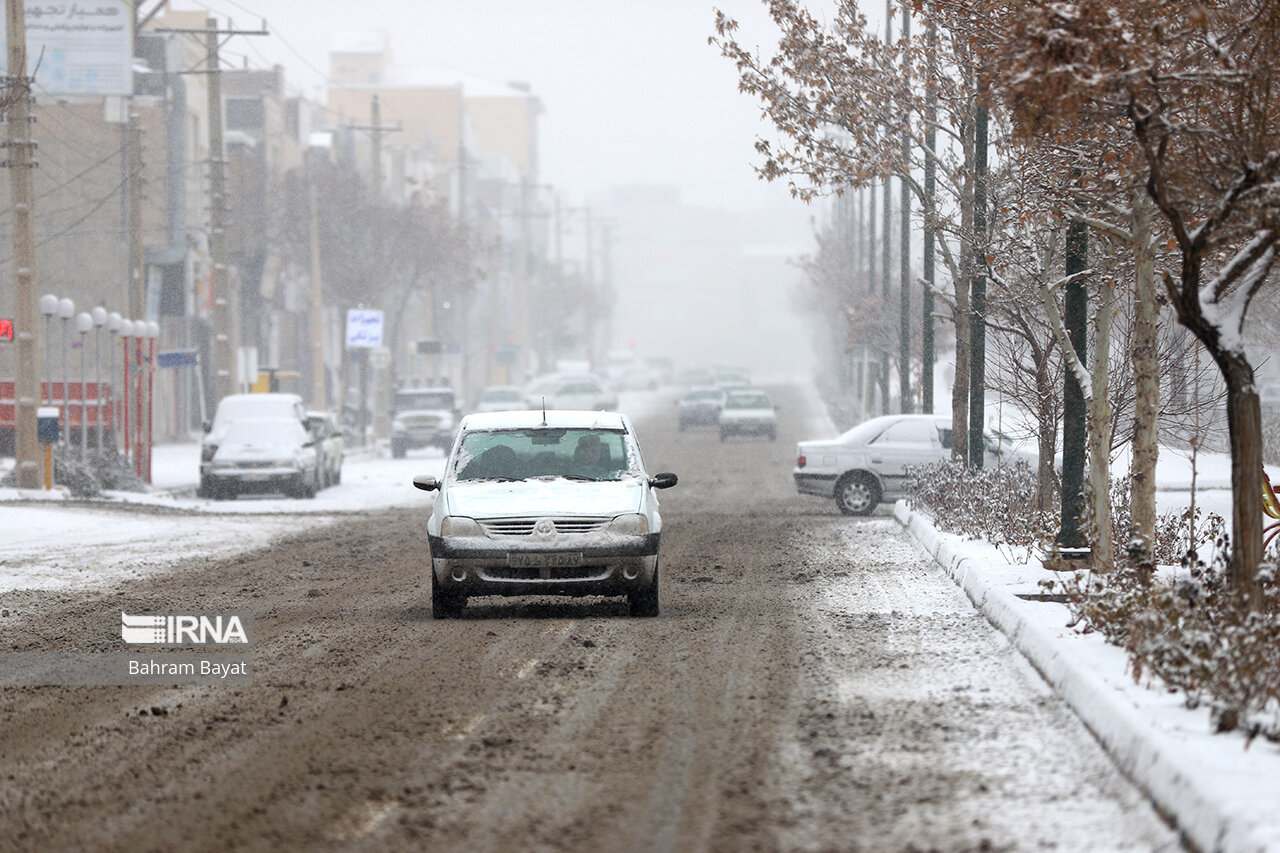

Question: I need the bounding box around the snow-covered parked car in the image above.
[305,410,344,487]
[718,388,778,441]
[199,392,306,497]
[794,414,1035,515]
[411,410,678,618]
[203,417,321,500]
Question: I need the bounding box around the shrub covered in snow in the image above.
[904,459,1054,563]
[1055,551,1280,742]
[0,448,146,498]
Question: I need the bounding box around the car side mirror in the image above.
[413,475,440,492]
[202,420,212,433]
[649,472,678,489]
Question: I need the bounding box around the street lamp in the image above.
[39,294,57,407]
[120,319,134,462]
[56,297,74,448]
[92,307,107,457]
[107,312,122,456]
[143,321,159,483]
[75,312,92,458]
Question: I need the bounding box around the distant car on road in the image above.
[305,410,344,487]
[718,388,777,441]
[794,414,1034,515]
[676,386,725,430]
[411,410,678,618]
[523,375,617,412]
[473,385,525,414]
[390,386,460,458]
[204,417,321,500]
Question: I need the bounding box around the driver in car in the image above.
[570,434,611,479]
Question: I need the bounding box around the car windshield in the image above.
[395,390,454,410]
[685,389,721,401]
[724,392,770,409]
[454,428,630,482]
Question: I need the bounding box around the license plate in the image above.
[508,552,583,569]
[240,473,269,482]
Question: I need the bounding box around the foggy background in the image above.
[176,0,819,376]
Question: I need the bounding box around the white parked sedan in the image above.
[794,414,1035,515]
[412,410,678,618]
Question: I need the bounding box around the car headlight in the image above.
[442,516,484,536]
[392,418,405,432]
[609,513,649,535]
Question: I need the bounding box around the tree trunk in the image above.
[1218,354,1264,607]
[1088,277,1114,571]
[1035,362,1058,514]
[1128,188,1160,579]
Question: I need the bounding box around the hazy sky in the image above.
[169,0,817,220]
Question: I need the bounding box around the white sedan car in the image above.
[794,414,1034,515]
[413,410,678,618]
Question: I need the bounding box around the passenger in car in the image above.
[467,444,519,479]
[571,434,612,478]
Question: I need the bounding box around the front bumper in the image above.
[722,420,775,435]
[206,467,307,493]
[394,428,452,449]
[427,533,660,597]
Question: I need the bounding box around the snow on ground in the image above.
[2,385,1277,849]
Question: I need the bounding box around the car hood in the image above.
[444,477,644,519]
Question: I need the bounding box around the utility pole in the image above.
[346,95,400,200]
[153,17,268,404]
[968,92,989,469]
[1059,218,1089,547]
[309,183,325,410]
[205,17,233,402]
[6,0,42,489]
[128,111,146,478]
[880,1,893,415]
[922,10,937,414]
[898,0,912,414]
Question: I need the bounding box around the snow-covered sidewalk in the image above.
[894,500,1280,853]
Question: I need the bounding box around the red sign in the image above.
[0,318,13,342]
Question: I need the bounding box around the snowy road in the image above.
[0,383,1181,850]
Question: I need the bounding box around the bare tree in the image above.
[999,0,1280,604]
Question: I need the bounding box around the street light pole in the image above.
[57,297,74,449]
[39,294,57,406]
[120,319,133,462]
[76,312,91,458]
[92,307,107,457]
[107,312,121,455]
[144,321,158,483]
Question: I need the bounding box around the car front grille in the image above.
[478,517,612,536]
[483,565,607,581]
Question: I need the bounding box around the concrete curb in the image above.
[894,500,1280,853]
